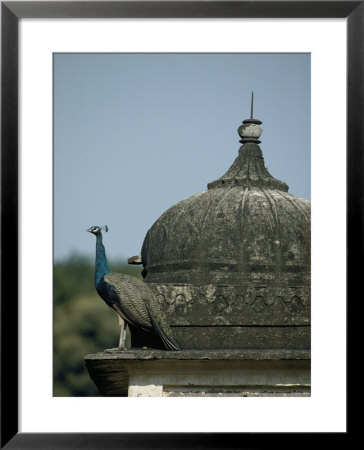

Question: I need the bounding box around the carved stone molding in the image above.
[149,283,310,326]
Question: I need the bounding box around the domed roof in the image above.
[141,144,310,287]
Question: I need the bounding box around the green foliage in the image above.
[53,254,141,396]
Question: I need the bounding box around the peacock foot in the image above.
[104,347,122,353]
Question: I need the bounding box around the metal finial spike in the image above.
[250,91,254,119]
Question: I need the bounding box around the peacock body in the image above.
[87,225,181,351]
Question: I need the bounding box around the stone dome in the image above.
[138,107,311,350]
[141,143,310,287]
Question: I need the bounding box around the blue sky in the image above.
[54,53,310,263]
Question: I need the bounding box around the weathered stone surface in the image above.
[141,185,310,282]
[163,386,311,397]
[171,325,310,349]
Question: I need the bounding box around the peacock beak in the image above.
[86,228,93,233]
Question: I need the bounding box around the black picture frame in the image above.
[1,1,357,448]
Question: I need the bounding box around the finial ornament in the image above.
[238,91,263,144]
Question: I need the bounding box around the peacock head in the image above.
[86,225,108,236]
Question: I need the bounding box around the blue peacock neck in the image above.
[95,233,111,286]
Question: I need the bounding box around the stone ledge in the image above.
[85,348,311,362]
[84,349,310,397]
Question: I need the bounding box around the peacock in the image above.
[86,225,181,351]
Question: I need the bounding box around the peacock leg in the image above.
[105,313,127,353]
[118,315,127,350]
